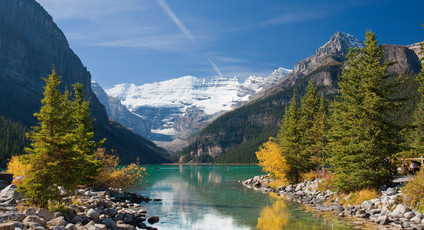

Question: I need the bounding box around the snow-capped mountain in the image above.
[100,67,291,151]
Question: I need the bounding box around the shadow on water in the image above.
[132,165,368,230]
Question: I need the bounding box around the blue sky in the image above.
[36,0,424,89]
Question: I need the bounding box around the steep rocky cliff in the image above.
[0,0,168,163]
[180,32,422,163]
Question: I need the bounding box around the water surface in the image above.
[133,165,360,230]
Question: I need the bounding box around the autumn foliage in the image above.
[255,137,288,181]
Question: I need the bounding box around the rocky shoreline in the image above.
[242,175,424,229]
[0,184,161,230]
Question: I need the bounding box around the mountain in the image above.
[91,81,152,138]
[0,0,169,164]
[103,68,291,151]
[179,32,423,163]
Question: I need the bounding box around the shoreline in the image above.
[0,184,162,230]
[242,175,424,229]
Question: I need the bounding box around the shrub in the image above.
[343,189,380,207]
[301,170,321,181]
[403,167,424,208]
[6,155,31,177]
[94,148,147,189]
[316,171,337,192]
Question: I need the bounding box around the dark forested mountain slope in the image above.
[180,32,423,164]
[0,0,169,164]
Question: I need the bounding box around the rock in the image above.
[36,208,54,221]
[361,200,374,211]
[51,226,66,230]
[378,215,389,225]
[369,209,381,215]
[23,215,45,226]
[392,204,409,217]
[72,215,82,224]
[0,212,26,222]
[86,209,100,220]
[24,221,43,229]
[101,218,117,229]
[338,212,345,217]
[66,223,78,230]
[123,215,133,224]
[404,211,415,219]
[14,221,23,229]
[0,184,20,201]
[94,224,107,230]
[0,222,15,230]
[285,185,293,192]
[117,223,136,230]
[147,216,159,225]
[47,216,68,227]
[411,215,422,224]
[385,187,396,196]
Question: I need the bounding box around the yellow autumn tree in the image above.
[256,137,289,181]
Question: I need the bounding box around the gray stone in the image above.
[86,209,100,220]
[51,226,66,230]
[94,224,107,230]
[404,211,415,219]
[14,221,23,229]
[411,214,422,224]
[147,216,159,225]
[0,184,20,201]
[47,216,68,227]
[123,215,133,224]
[385,187,396,196]
[24,221,43,228]
[72,215,82,224]
[0,212,26,222]
[23,215,45,226]
[378,215,389,225]
[392,204,409,217]
[66,223,77,230]
[101,218,117,229]
[361,200,374,211]
[37,208,54,221]
[369,208,381,215]
[0,222,15,230]
[117,223,136,230]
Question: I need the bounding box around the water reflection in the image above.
[137,165,356,230]
[257,195,289,230]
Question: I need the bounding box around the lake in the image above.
[132,165,360,230]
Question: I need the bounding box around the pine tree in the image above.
[408,31,424,157]
[19,69,76,207]
[277,92,302,183]
[326,31,403,192]
[71,83,103,186]
[298,79,326,171]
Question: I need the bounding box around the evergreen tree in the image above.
[326,31,403,192]
[71,83,103,186]
[407,32,424,157]
[298,80,326,171]
[277,92,301,183]
[19,69,103,207]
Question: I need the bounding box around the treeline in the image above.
[0,115,28,166]
[258,31,424,192]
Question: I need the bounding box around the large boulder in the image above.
[47,216,68,227]
[361,200,374,211]
[0,184,20,202]
[36,208,54,221]
[86,209,100,220]
[101,218,117,229]
[23,215,46,226]
[392,204,409,218]
[147,216,159,225]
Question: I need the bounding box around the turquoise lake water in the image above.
[132,165,360,230]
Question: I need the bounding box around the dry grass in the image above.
[403,167,424,211]
[301,170,321,181]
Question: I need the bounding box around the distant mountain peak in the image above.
[317,32,364,56]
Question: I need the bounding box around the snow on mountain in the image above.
[102,67,291,150]
[106,67,291,116]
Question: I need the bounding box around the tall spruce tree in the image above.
[71,83,103,186]
[20,69,76,207]
[298,79,326,171]
[277,92,301,183]
[408,32,424,156]
[326,31,403,192]
[19,69,103,207]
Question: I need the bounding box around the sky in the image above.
[36,0,424,89]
